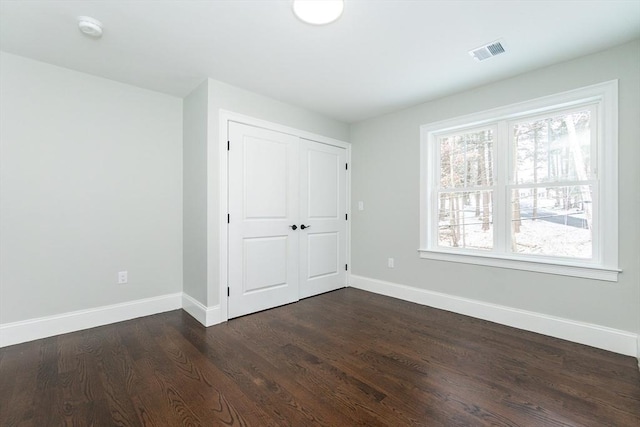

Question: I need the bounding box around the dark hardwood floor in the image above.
[1,288,639,426]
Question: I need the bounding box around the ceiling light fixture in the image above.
[77,16,103,38]
[293,0,344,25]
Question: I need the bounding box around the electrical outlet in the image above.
[118,271,128,284]
[388,258,394,268]
[358,201,364,211]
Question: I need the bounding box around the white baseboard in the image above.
[0,293,182,348]
[182,293,223,327]
[350,275,638,357]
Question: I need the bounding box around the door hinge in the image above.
[227,213,230,224]
[227,286,230,297]
[345,163,348,170]
[345,213,348,220]
[345,264,348,271]
[227,140,230,151]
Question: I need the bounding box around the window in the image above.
[420,81,619,281]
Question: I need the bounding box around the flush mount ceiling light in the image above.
[293,0,344,25]
[77,16,103,38]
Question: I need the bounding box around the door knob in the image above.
[300,224,311,230]
[289,225,298,230]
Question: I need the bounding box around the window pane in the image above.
[510,186,592,258]
[440,129,494,189]
[513,110,592,184]
[438,191,493,250]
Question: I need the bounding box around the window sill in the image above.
[418,249,620,282]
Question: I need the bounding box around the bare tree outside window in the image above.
[511,110,593,259]
[438,128,494,250]
[435,109,593,259]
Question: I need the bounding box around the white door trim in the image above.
[218,110,350,322]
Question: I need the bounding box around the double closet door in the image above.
[228,122,348,319]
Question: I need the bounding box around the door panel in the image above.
[307,232,339,279]
[299,139,347,299]
[243,236,289,293]
[244,136,288,219]
[308,149,339,218]
[228,122,299,318]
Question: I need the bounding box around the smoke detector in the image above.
[469,40,505,62]
[77,16,103,38]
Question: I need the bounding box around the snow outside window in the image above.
[419,81,619,281]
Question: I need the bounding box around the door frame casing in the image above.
[218,110,351,322]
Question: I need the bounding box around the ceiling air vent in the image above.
[469,41,505,62]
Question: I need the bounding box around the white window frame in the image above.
[419,81,619,282]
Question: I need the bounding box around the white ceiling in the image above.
[1,0,639,123]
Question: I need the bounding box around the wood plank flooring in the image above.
[1,288,639,426]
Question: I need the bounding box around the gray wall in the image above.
[182,78,349,307]
[350,40,640,333]
[182,80,209,304]
[0,53,183,324]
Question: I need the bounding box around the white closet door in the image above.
[228,122,300,319]
[299,139,347,299]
